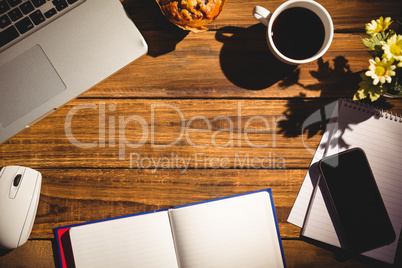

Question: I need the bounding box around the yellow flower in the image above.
[365,57,396,85]
[382,34,402,61]
[365,17,393,36]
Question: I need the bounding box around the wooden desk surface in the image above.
[1,0,402,267]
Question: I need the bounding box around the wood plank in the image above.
[2,99,402,168]
[93,0,402,99]
[0,240,55,268]
[1,0,400,267]
[1,239,400,267]
[80,32,371,98]
[283,239,402,267]
[32,168,305,239]
[122,0,402,32]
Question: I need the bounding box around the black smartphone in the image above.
[318,148,396,253]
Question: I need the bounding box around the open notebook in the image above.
[288,99,402,264]
[55,189,286,268]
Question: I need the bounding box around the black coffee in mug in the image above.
[272,7,325,60]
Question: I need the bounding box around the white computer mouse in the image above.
[0,166,42,249]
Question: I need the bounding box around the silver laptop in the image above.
[0,0,147,143]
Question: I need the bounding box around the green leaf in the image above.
[362,31,391,51]
[354,73,387,102]
[369,90,383,102]
[362,37,378,50]
[368,46,383,58]
[387,82,402,96]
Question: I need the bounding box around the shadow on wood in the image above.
[122,0,189,58]
[216,25,298,90]
[275,56,396,139]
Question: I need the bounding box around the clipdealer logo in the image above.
[64,102,287,171]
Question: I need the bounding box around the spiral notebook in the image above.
[288,99,402,264]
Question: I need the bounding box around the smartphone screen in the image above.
[318,148,395,253]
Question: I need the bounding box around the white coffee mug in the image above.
[253,0,333,65]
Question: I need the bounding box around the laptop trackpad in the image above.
[0,45,66,127]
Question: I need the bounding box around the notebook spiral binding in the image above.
[342,98,402,123]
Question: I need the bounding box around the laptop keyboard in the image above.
[0,0,84,50]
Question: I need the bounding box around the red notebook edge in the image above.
[54,226,74,268]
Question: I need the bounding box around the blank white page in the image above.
[287,100,341,227]
[292,100,402,264]
[69,211,178,268]
[169,191,284,268]
[287,120,337,227]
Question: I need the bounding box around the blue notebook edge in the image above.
[268,189,287,268]
[54,188,286,268]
